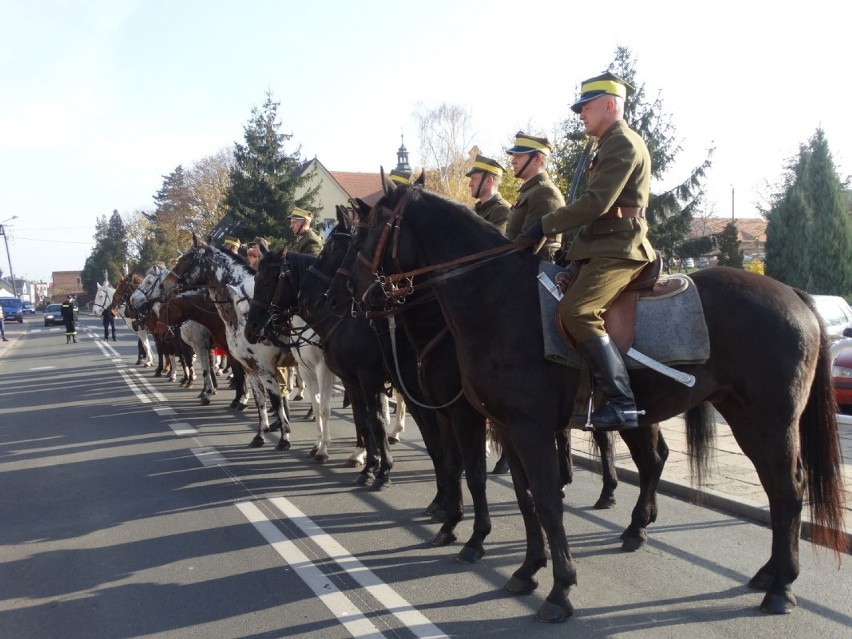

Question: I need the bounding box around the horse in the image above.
[155,291,221,400]
[244,241,404,493]
[108,273,154,366]
[346,183,846,621]
[131,252,292,451]
[327,192,619,510]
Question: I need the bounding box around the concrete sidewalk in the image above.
[573,412,852,551]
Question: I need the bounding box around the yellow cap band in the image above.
[580,80,626,99]
[471,160,502,175]
[390,174,411,184]
[513,137,551,154]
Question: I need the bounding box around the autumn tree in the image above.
[765,128,852,295]
[550,46,713,271]
[413,102,476,202]
[223,91,318,247]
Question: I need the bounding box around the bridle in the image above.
[355,189,531,309]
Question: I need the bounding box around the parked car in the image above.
[811,294,852,342]
[0,297,24,323]
[22,301,35,314]
[43,303,65,326]
[830,332,852,414]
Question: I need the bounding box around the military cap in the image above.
[222,236,241,249]
[506,131,553,156]
[389,169,412,185]
[465,154,505,177]
[571,71,633,114]
[288,207,313,220]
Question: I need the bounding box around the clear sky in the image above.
[1,0,849,283]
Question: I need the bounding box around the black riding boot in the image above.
[66,335,71,344]
[72,335,77,343]
[576,335,640,431]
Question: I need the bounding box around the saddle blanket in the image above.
[538,262,710,370]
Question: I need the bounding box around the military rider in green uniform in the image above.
[524,71,655,432]
[505,132,565,261]
[388,169,412,186]
[466,154,510,235]
[288,207,324,256]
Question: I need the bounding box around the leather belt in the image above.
[602,206,645,219]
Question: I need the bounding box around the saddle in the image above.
[555,252,686,354]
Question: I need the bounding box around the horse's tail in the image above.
[685,401,716,487]
[797,291,848,554]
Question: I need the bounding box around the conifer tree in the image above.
[765,128,851,295]
[224,91,318,246]
[715,221,744,268]
[82,210,129,293]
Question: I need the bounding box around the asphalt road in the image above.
[1,318,850,638]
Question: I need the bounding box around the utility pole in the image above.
[0,216,18,297]
[731,186,735,221]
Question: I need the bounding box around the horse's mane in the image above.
[377,185,509,245]
[200,241,256,277]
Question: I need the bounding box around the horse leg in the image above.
[592,430,618,509]
[717,400,804,614]
[311,364,335,464]
[500,440,553,594]
[387,393,406,443]
[367,388,394,491]
[246,375,269,448]
[517,431,578,623]
[616,423,668,551]
[453,405,492,564]
[348,389,378,485]
[267,386,292,452]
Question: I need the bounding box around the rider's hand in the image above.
[522,219,545,251]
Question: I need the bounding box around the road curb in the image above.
[571,449,852,554]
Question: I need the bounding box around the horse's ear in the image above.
[415,171,426,187]
[97,281,103,288]
[335,204,347,227]
[193,232,202,247]
[259,240,269,256]
[380,166,395,194]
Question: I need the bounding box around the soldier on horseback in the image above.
[524,71,655,431]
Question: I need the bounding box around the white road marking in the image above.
[191,446,227,466]
[268,496,449,639]
[169,421,197,435]
[237,500,387,639]
[117,369,152,404]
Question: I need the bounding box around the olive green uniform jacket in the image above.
[506,171,565,260]
[292,227,324,256]
[474,193,510,235]
[541,119,654,263]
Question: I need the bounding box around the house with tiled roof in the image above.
[689,217,767,255]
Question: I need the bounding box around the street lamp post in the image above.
[0,216,19,297]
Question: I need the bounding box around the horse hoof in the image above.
[371,477,391,492]
[504,575,538,596]
[760,590,796,614]
[249,436,265,448]
[620,532,646,552]
[308,446,319,458]
[594,496,616,509]
[199,397,211,406]
[354,473,371,487]
[431,531,457,547]
[345,459,360,468]
[536,599,574,624]
[455,545,485,564]
[388,437,399,445]
[748,569,774,591]
[491,459,510,475]
[235,404,248,412]
[294,394,303,401]
[314,453,329,464]
[275,440,292,452]
[424,498,443,516]
[267,422,282,433]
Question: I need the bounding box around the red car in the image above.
[831,339,852,414]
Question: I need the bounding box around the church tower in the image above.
[395,134,410,172]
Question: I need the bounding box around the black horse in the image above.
[347,183,846,622]
[328,189,620,513]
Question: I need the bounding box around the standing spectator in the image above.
[0,302,7,341]
[102,306,117,341]
[61,295,77,343]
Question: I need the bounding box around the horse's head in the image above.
[245,244,292,345]
[327,199,373,316]
[92,284,115,317]
[350,184,421,312]
[302,205,356,314]
[129,267,169,313]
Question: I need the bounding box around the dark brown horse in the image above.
[347,184,845,621]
